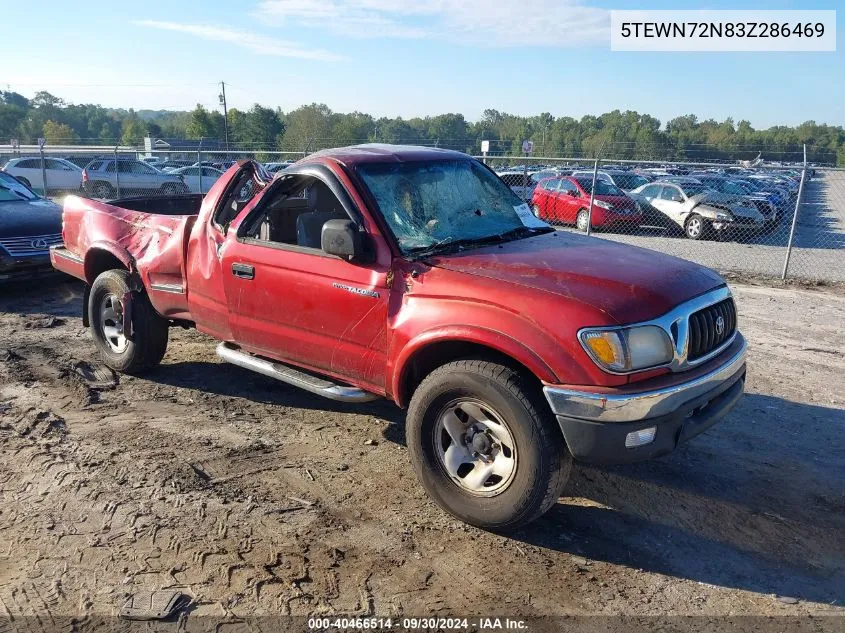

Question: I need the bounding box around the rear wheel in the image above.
[576,209,590,232]
[89,270,168,374]
[407,360,571,531]
[161,183,184,195]
[92,181,115,199]
[684,214,707,240]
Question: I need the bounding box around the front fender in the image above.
[390,324,593,408]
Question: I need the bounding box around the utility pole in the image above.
[219,81,229,151]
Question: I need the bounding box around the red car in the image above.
[531,176,643,231]
[51,145,745,531]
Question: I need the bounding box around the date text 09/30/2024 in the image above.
[307,617,529,630]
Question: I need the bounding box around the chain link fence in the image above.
[1,143,842,283]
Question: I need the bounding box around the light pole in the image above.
[219,81,229,152]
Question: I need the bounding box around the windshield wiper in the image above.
[406,225,552,260]
[495,225,553,241]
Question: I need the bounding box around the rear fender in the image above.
[83,242,135,284]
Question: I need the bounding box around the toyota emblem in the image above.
[715,315,725,336]
[31,238,49,250]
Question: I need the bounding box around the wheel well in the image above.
[84,250,128,285]
[399,340,542,408]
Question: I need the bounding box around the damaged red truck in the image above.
[51,145,746,530]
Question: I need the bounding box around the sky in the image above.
[2,0,842,129]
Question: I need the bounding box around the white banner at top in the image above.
[610,10,836,52]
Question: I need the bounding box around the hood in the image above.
[0,198,62,238]
[595,194,637,210]
[690,193,760,217]
[427,231,724,323]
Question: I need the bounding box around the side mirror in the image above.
[321,219,367,261]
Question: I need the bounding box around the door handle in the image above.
[231,263,255,280]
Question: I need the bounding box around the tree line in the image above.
[1,90,842,165]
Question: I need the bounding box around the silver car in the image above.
[630,179,765,240]
[82,158,188,198]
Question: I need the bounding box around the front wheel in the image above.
[407,360,571,531]
[684,213,707,240]
[89,269,169,374]
[576,209,590,232]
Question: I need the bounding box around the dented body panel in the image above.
[53,146,734,409]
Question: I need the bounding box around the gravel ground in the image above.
[0,278,843,624]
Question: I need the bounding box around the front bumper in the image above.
[0,252,58,282]
[543,336,746,464]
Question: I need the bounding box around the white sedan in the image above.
[168,166,224,194]
[2,157,82,193]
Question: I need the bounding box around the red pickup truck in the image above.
[51,145,746,530]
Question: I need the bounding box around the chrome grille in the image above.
[0,234,63,256]
[688,298,736,361]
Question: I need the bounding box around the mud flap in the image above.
[121,290,134,339]
[82,285,91,327]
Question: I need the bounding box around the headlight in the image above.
[593,200,613,210]
[715,212,732,221]
[579,325,674,373]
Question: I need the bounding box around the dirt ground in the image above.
[0,278,843,624]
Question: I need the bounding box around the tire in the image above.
[161,183,185,195]
[576,209,590,232]
[92,181,115,199]
[684,213,707,240]
[88,269,168,374]
[532,204,541,218]
[406,359,571,531]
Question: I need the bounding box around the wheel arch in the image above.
[84,243,135,285]
[82,244,137,327]
[392,328,558,409]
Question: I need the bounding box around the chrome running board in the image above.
[215,342,378,403]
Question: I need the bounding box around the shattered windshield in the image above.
[356,159,550,255]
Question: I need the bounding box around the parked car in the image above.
[733,178,790,214]
[0,171,64,281]
[2,157,83,192]
[532,176,643,231]
[265,161,295,173]
[82,159,189,198]
[496,170,536,201]
[52,145,746,531]
[160,160,194,172]
[168,166,224,194]
[571,169,651,192]
[629,179,765,240]
[690,174,780,227]
[141,156,166,168]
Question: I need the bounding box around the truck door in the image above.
[219,167,391,392]
[185,163,267,341]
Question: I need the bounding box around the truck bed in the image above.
[107,194,204,216]
[51,194,200,320]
